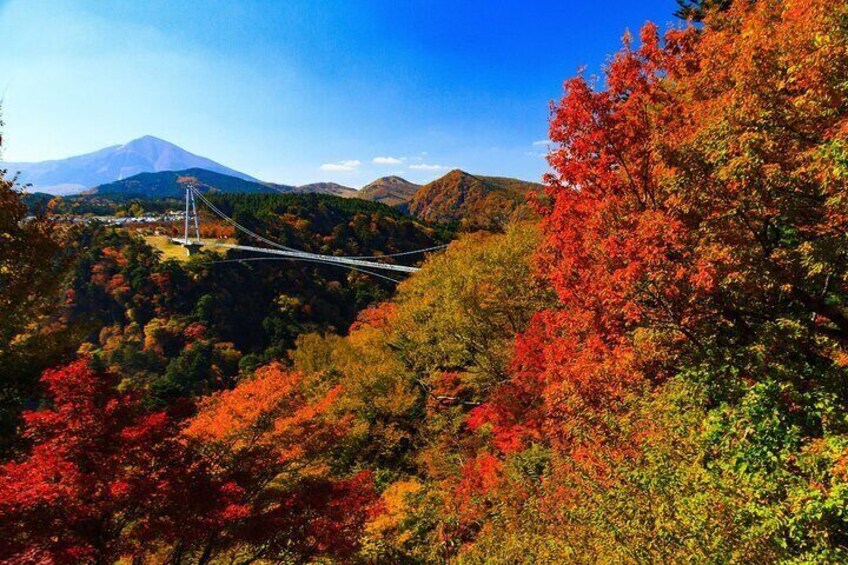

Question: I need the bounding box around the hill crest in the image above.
[407,169,541,230]
[358,176,420,207]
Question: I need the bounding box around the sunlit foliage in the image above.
[0,171,70,451]
[459,0,848,561]
[2,0,848,562]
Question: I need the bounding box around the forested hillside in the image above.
[209,191,445,255]
[89,168,284,198]
[0,191,446,452]
[408,169,542,230]
[1,0,847,563]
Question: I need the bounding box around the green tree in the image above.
[0,167,66,453]
[675,0,734,21]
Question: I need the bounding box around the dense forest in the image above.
[2,0,848,563]
[0,191,446,449]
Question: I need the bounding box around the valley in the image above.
[2,1,847,563]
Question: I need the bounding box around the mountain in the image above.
[407,169,542,230]
[2,136,257,195]
[87,168,281,199]
[357,176,420,207]
[84,169,373,201]
[292,182,357,198]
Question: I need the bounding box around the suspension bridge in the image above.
[171,185,446,280]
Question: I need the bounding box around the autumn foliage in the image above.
[459,0,848,561]
[2,0,848,563]
[0,360,204,563]
[0,359,378,564]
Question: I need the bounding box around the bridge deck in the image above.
[171,239,421,273]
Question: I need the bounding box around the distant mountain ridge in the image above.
[292,182,357,198]
[86,169,364,199]
[8,136,545,225]
[89,168,279,198]
[59,168,543,232]
[2,136,257,195]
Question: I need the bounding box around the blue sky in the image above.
[0,0,679,186]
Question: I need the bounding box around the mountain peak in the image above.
[2,136,257,194]
[359,175,420,207]
[122,135,171,148]
[362,175,417,187]
[130,134,165,142]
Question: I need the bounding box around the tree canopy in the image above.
[1,0,847,562]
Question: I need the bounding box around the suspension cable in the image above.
[204,256,402,283]
[190,186,447,270]
[338,243,450,259]
[191,188,299,252]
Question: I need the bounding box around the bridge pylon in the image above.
[179,184,203,256]
[170,183,428,276]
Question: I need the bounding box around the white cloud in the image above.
[320,159,361,172]
[532,139,549,146]
[409,163,447,171]
[372,156,404,165]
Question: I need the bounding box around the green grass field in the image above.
[142,235,227,262]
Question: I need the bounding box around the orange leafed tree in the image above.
[477,0,848,465]
[181,362,378,563]
[462,0,848,560]
[0,360,227,564]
